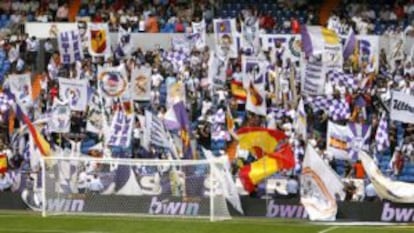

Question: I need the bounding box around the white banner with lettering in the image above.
[57,29,83,64]
[391,91,414,124]
[106,109,134,147]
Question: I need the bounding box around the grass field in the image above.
[0,211,413,233]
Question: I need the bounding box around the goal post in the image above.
[40,156,232,221]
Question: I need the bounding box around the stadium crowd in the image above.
[0,0,413,201]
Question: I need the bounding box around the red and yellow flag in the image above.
[238,143,295,193]
[230,80,247,101]
[237,127,287,158]
[0,154,7,173]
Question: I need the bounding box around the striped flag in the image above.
[375,113,390,152]
[144,110,179,159]
[145,110,169,148]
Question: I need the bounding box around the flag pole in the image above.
[289,65,298,108]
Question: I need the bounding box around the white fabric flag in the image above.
[301,144,345,221]
[360,150,414,203]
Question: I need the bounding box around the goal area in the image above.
[40,156,232,221]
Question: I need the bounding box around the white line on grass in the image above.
[0,229,104,233]
[318,226,338,233]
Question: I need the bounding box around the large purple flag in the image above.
[173,101,193,159]
[343,28,356,60]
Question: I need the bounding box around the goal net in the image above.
[40,156,232,221]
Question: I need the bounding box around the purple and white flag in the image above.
[191,20,206,49]
[306,95,350,121]
[106,108,134,147]
[328,98,350,121]
[58,29,83,64]
[213,18,238,58]
[327,70,358,90]
[49,100,71,133]
[59,78,88,111]
[375,113,390,152]
[348,122,371,160]
[114,27,132,59]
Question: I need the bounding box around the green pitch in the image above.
[0,211,413,233]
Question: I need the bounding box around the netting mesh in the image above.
[41,157,231,221]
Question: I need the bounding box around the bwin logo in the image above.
[149,197,199,216]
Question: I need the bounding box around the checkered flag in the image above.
[375,113,390,152]
[305,95,350,121]
[268,107,288,120]
[327,70,358,90]
[0,92,13,113]
[328,98,350,121]
[163,49,189,71]
[305,96,331,112]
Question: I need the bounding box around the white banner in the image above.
[97,65,128,98]
[301,144,345,221]
[87,23,110,56]
[106,109,134,147]
[261,34,302,65]
[191,20,206,50]
[8,73,32,101]
[7,73,32,113]
[360,151,414,203]
[241,18,260,54]
[242,56,267,116]
[391,91,414,124]
[208,51,228,87]
[25,22,78,38]
[57,29,83,64]
[213,19,238,58]
[49,100,71,133]
[58,78,88,111]
[326,121,352,160]
[86,95,104,134]
[130,66,151,101]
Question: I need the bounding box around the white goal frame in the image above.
[40,156,231,221]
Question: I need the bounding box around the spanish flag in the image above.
[230,80,247,101]
[239,143,295,193]
[0,154,7,173]
[237,127,287,158]
[15,104,51,157]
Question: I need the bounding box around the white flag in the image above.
[301,144,345,221]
